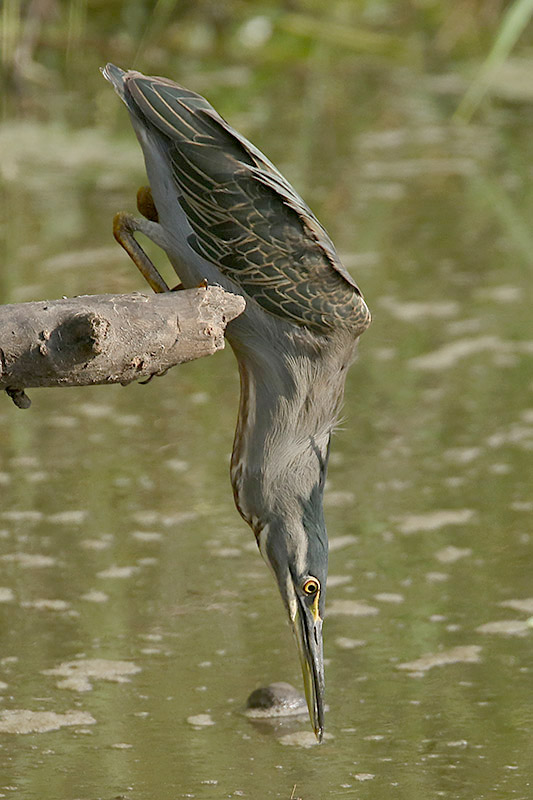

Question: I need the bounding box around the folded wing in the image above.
[124,72,371,336]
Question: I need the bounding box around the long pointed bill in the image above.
[292,600,325,742]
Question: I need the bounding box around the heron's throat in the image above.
[229,348,345,534]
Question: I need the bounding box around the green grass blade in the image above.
[455,0,533,122]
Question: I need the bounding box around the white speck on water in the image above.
[131,531,162,542]
[10,456,39,468]
[129,510,161,525]
[353,773,375,782]
[489,462,511,474]
[409,335,533,371]
[329,535,358,551]
[47,415,78,428]
[0,511,43,523]
[43,658,141,691]
[187,713,215,727]
[97,565,138,579]
[379,296,459,321]
[0,588,15,603]
[110,742,133,749]
[130,509,197,527]
[21,599,70,611]
[0,709,96,734]
[500,598,533,614]
[26,472,47,483]
[165,459,189,473]
[397,645,482,672]
[374,346,397,361]
[0,553,56,568]
[47,510,87,525]
[487,422,533,450]
[426,572,449,583]
[374,593,404,604]
[435,546,472,564]
[80,590,109,603]
[327,575,352,588]
[190,392,209,405]
[78,403,113,419]
[396,509,475,534]
[80,537,113,550]
[476,620,530,636]
[163,512,198,527]
[324,491,355,507]
[115,414,141,427]
[335,637,366,649]
[444,447,481,464]
[475,285,523,303]
[328,600,379,617]
[210,547,242,558]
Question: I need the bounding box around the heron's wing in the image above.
[124,72,371,336]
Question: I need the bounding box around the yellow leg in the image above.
[113,211,170,294]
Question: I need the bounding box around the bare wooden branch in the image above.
[0,287,245,407]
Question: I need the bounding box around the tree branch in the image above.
[0,287,245,408]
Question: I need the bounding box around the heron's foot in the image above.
[113,211,170,294]
[136,185,159,222]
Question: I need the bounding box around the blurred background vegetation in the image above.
[2,0,533,123]
[2,0,533,304]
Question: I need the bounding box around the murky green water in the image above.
[1,28,533,800]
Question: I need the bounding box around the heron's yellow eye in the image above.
[303,578,320,596]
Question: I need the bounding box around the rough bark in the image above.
[0,287,245,408]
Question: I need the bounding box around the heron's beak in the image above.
[291,598,325,742]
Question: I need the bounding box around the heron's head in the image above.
[258,498,327,741]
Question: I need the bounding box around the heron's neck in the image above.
[229,331,355,531]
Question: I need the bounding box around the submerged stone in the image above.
[244,682,307,718]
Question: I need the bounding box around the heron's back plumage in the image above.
[116,69,371,336]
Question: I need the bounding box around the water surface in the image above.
[1,31,532,800]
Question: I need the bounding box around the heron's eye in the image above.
[303,578,320,596]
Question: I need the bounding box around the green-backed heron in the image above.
[103,64,371,741]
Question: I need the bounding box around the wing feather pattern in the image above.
[124,73,371,335]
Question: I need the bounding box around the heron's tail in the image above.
[101,63,127,101]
